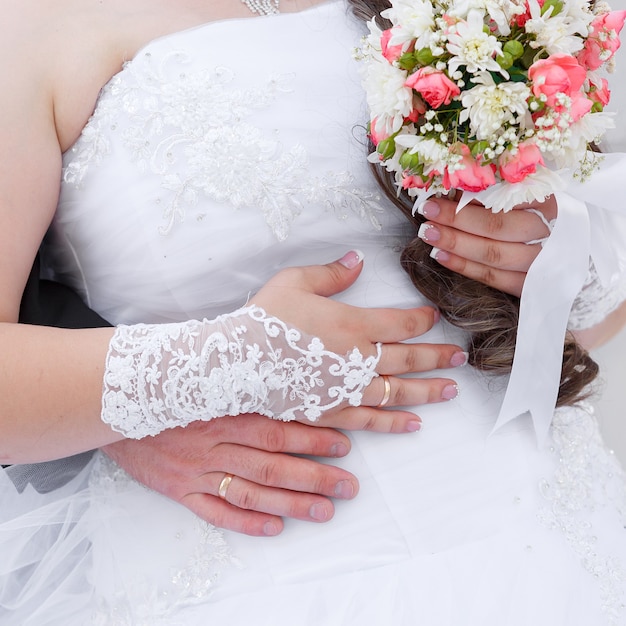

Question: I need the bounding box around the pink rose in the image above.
[369,117,389,146]
[443,144,496,193]
[498,142,544,184]
[381,28,405,63]
[401,174,430,190]
[578,11,626,70]
[569,92,593,121]
[405,67,460,109]
[528,54,586,108]
[588,77,611,107]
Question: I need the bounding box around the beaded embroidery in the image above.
[63,50,383,240]
[538,405,626,624]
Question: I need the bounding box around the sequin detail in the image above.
[538,405,626,624]
[63,50,382,240]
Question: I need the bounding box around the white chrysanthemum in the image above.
[360,22,413,137]
[471,167,565,211]
[446,0,525,36]
[524,0,590,55]
[382,0,436,48]
[446,10,505,75]
[459,72,531,140]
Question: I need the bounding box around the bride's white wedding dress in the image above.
[2,3,626,624]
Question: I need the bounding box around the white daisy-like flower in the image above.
[382,0,437,49]
[459,72,531,140]
[360,23,414,137]
[446,10,505,75]
[524,0,590,55]
[447,0,525,36]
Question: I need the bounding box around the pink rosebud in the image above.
[401,174,430,190]
[528,54,586,108]
[578,11,626,70]
[443,144,496,193]
[369,116,389,146]
[381,28,405,63]
[588,77,611,107]
[569,92,593,121]
[498,142,544,184]
[405,67,460,109]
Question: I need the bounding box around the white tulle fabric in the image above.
[3,2,626,625]
[102,305,380,437]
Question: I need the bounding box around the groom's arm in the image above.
[17,253,359,535]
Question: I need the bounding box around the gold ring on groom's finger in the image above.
[218,473,234,500]
[377,375,392,408]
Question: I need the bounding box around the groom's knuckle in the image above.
[239,487,260,511]
[484,243,502,266]
[261,423,287,452]
[485,212,505,236]
[258,460,280,486]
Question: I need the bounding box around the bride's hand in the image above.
[250,251,467,427]
[415,195,557,298]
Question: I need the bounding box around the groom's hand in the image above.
[102,416,360,537]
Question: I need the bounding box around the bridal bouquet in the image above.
[359,0,626,211]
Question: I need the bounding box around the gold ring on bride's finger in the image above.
[377,375,392,408]
[218,473,234,500]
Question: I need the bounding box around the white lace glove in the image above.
[101,305,381,439]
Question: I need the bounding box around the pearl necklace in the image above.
[241,0,280,15]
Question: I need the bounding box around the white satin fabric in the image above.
[2,2,626,625]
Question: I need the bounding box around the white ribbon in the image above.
[490,152,626,443]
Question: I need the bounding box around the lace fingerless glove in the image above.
[101,305,381,438]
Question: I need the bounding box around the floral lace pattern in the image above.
[102,305,381,438]
[538,404,626,625]
[63,50,383,240]
[89,454,240,625]
[569,262,626,331]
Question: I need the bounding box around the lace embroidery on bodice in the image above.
[538,405,626,625]
[89,453,241,625]
[62,49,383,240]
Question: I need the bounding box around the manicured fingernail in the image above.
[334,479,355,499]
[417,200,440,218]
[338,249,365,269]
[310,502,331,521]
[417,223,441,242]
[263,521,281,536]
[441,384,460,401]
[432,308,441,323]
[450,351,469,367]
[407,419,422,432]
[330,442,349,457]
[430,247,451,262]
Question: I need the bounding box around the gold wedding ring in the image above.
[377,375,392,408]
[218,473,234,500]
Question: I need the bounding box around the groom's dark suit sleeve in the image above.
[19,252,111,329]
[7,252,111,492]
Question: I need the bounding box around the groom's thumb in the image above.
[302,250,365,297]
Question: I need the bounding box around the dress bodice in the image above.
[46,2,412,325]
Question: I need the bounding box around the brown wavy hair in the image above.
[348,0,598,407]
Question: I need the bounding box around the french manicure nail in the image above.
[450,351,469,367]
[417,223,441,243]
[335,479,355,499]
[407,419,422,432]
[338,249,365,269]
[441,383,460,401]
[430,247,451,262]
[417,200,441,219]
